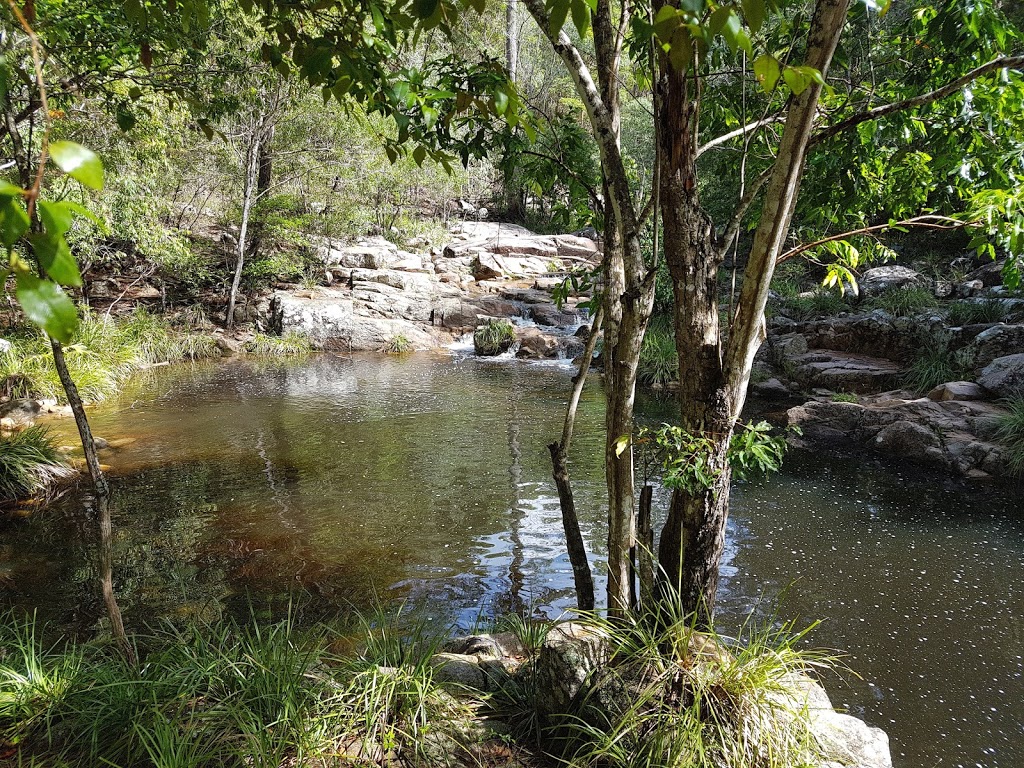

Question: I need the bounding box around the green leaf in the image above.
[753,54,781,92]
[493,88,509,115]
[0,198,29,248]
[413,145,427,166]
[15,272,78,343]
[570,0,591,37]
[653,5,680,40]
[614,435,630,458]
[38,199,73,237]
[49,141,104,190]
[742,0,766,32]
[668,27,693,73]
[548,0,571,38]
[30,233,82,287]
[708,6,731,37]
[0,180,25,198]
[782,66,811,95]
[414,0,440,20]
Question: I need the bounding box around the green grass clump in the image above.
[0,427,75,504]
[473,319,517,356]
[781,290,851,320]
[638,317,678,387]
[505,599,837,768]
[903,343,974,393]
[993,397,1024,475]
[865,286,937,317]
[0,609,470,767]
[831,392,858,403]
[946,299,1009,326]
[385,334,413,355]
[0,311,219,403]
[243,332,313,356]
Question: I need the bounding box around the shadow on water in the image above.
[1,353,1022,767]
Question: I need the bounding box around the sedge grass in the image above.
[0,427,75,504]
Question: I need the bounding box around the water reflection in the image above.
[0,354,1022,767]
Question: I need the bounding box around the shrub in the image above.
[993,397,1024,475]
[243,332,313,357]
[0,427,75,503]
[865,286,937,317]
[638,318,678,387]
[473,320,516,356]
[946,299,1008,326]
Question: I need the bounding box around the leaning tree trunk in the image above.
[50,340,135,664]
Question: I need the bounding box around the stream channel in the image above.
[2,353,1022,767]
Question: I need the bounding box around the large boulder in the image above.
[858,266,927,297]
[926,381,988,402]
[977,353,1024,398]
[792,351,902,394]
[533,622,611,719]
[965,259,1007,288]
[0,398,41,429]
[516,327,560,359]
[790,312,944,363]
[967,324,1024,369]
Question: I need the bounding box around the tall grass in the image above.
[865,286,937,317]
[993,397,1024,475]
[474,319,517,356]
[542,604,838,768]
[903,340,974,393]
[0,608,471,767]
[780,291,851,320]
[946,299,1009,326]
[243,331,313,356]
[638,317,678,387]
[0,310,219,403]
[0,427,75,503]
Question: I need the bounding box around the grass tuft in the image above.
[638,317,678,387]
[243,332,313,357]
[780,291,851,320]
[993,397,1024,475]
[903,338,974,394]
[385,334,413,355]
[865,286,937,317]
[946,299,1009,326]
[473,320,516,356]
[0,428,75,504]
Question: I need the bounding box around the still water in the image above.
[2,353,1022,767]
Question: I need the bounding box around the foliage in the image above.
[865,286,937,317]
[946,299,1009,326]
[0,609,470,767]
[638,318,678,387]
[0,312,218,402]
[385,334,413,354]
[993,397,1024,475]
[0,428,74,504]
[540,604,837,768]
[473,319,516,356]
[903,337,974,393]
[831,392,858,403]
[243,332,313,356]
[637,420,790,496]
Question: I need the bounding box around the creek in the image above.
[1,353,1022,767]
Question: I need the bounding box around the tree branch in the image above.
[714,165,773,262]
[812,55,1024,146]
[778,215,978,263]
[697,115,784,157]
[521,149,602,209]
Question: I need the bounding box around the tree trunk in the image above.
[244,124,276,263]
[548,304,603,611]
[226,126,261,330]
[506,0,519,84]
[50,339,135,664]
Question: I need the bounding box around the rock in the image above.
[933,280,954,299]
[926,381,988,402]
[444,632,527,659]
[792,351,902,394]
[0,338,11,354]
[967,324,1024,369]
[0,399,41,428]
[215,336,243,355]
[859,266,926,297]
[873,420,942,460]
[430,653,488,689]
[533,622,611,719]
[106,438,137,449]
[93,437,110,450]
[516,328,559,359]
[957,279,985,298]
[752,377,795,400]
[529,303,578,327]
[787,312,944,363]
[977,353,1024,398]
[965,259,1007,288]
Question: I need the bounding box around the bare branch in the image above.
[715,166,773,262]
[697,115,784,157]
[812,55,1024,146]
